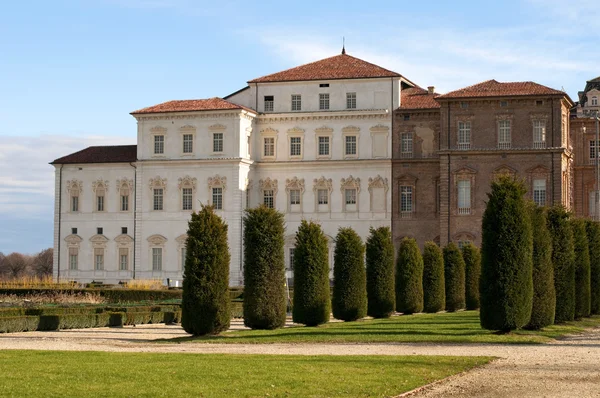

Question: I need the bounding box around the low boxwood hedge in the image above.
[0,316,39,333]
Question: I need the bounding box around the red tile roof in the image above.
[248,53,401,83]
[399,87,440,110]
[130,97,254,115]
[437,79,565,99]
[51,145,137,165]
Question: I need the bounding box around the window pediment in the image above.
[493,165,517,177]
[369,124,389,134]
[175,234,188,245]
[92,179,109,193]
[315,126,333,134]
[526,165,550,175]
[287,127,305,136]
[259,177,278,194]
[342,125,360,133]
[147,234,167,246]
[149,176,167,190]
[209,124,227,131]
[368,175,389,192]
[114,234,134,245]
[285,177,305,193]
[178,175,197,191]
[208,175,227,190]
[150,126,167,133]
[116,178,133,192]
[453,231,476,241]
[396,173,418,184]
[452,166,477,175]
[340,175,361,192]
[313,176,333,192]
[260,127,278,135]
[90,234,109,248]
[180,124,196,131]
[66,179,83,194]
[64,234,82,245]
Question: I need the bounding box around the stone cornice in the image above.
[256,109,389,124]
[133,109,256,121]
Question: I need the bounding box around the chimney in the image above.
[427,86,435,94]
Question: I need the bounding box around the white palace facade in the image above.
[52,51,416,286]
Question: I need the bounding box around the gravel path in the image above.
[1,321,599,397]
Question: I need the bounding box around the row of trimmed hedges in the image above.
[0,288,183,303]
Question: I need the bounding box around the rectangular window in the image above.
[290,137,302,157]
[71,228,77,235]
[400,186,413,217]
[345,136,357,156]
[120,194,129,211]
[69,248,78,270]
[183,134,193,153]
[94,248,104,271]
[264,95,274,112]
[96,194,104,212]
[119,248,128,271]
[152,247,162,271]
[458,180,471,214]
[590,141,598,165]
[290,189,301,205]
[590,191,599,218]
[319,93,330,110]
[264,137,275,157]
[345,188,357,205]
[592,96,598,106]
[181,247,187,269]
[153,188,163,211]
[401,133,413,158]
[97,227,103,235]
[318,136,330,156]
[71,195,79,212]
[213,132,223,153]
[263,190,274,208]
[212,187,223,210]
[533,120,546,149]
[498,120,511,149]
[291,94,301,111]
[346,92,356,109]
[458,121,471,150]
[318,189,328,205]
[182,188,193,210]
[533,179,546,206]
[154,135,164,154]
[121,227,127,234]
[289,248,295,271]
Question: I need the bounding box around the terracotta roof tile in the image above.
[399,87,440,110]
[51,145,137,165]
[248,53,401,83]
[438,79,565,99]
[131,97,255,115]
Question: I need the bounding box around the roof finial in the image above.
[342,37,346,55]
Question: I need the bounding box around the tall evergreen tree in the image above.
[243,206,287,330]
[365,227,395,318]
[571,218,591,318]
[395,238,424,314]
[547,206,576,323]
[292,220,331,326]
[332,227,367,321]
[526,206,556,330]
[443,242,466,312]
[480,176,533,331]
[422,241,445,313]
[182,205,230,336]
[586,220,600,315]
[462,243,481,310]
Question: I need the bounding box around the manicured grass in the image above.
[0,350,490,398]
[170,311,600,344]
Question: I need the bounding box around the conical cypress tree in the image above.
[462,243,481,310]
[571,218,591,318]
[526,206,556,330]
[395,238,424,314]
[332,227,367,321]
[422,241,445,313]
[292,220,331,326]
[182,204,230,336]
[585,220,600,315]
[243,206,287,330]
[443,242,466,312]
[365,227,395,318]
[547,206,575,323]
[480,176,533,331]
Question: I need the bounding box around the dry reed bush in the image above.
[124,279,165,290]
[0,292,105,307]
[0,276,78,289]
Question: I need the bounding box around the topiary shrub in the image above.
[480,176,533,331]
[443,242,466,312]
[182,204,231,336]
[461,243,481,311]
[571,218,591,319]
[526,206,556,330]
[292,220,331,326]
[332,227,367,321]
[243,206,287,330]
[547,206,575,323]
[365,227,395,318]
[586,220,600,315]
[422,241,445,313]
[395,238,424,314]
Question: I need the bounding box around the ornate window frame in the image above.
[209,124,226,155]
[180,125,196,156]
[453,232,476,248]
[452,166,477,216]
[90,233,109,272]
[260,127,278,161]
[396,173,418,219]
[340,175,361,213]
[527,165,550,206]
[342,126,360,159]
[178,175,197,212]
[149,176,167,211]
[92,179,109,213]
[150,126,167,157]
[66,179,82,213]
[64,234,82,271]
[114,233,133,272]
[313,176,333,213]
[496,114,513,149]
[259,177,278,209]
[285,177,305,213]
[315,126,333,160]
[147,234,167,272]
[207,175,226,210]
[456,116,473,150]
[176,234,188,271]
[368,175,389,213]
[492,165,517,180]
[116,178,133,212]
[287,127,305,160]
[530,114,549,149]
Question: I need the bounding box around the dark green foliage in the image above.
[365,227,395,318]
[443,243,466,312]
[124,311,165,326]
[480,176,533,331]
[422,242,445,313]
[572,218,591,318]
[292,220,331,326]
[0,316,39,333]
[243,206,287,330]
[332,228,367,321]
[526,206,556,330]
[461,244,481,310]
[0,288,182,302]
[182,205,231,336]
[586,220,600,315]
[547,206,575,323]
[37,314,109,330]
[395,238,424,314]
[109,312,126,327]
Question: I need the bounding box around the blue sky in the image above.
[0,0,598,254]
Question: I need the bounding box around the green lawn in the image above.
[169,311,600,344]
[0,350,490,398]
